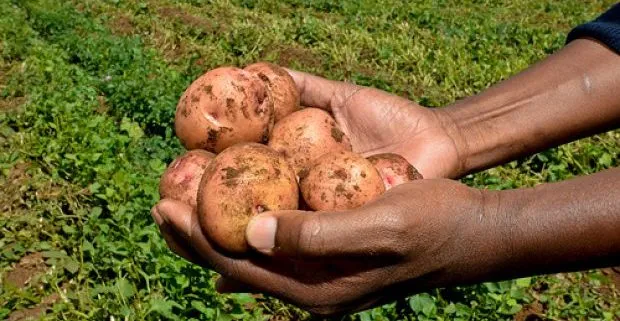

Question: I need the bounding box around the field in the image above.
[1,0,619,320]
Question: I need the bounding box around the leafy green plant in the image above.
[1,0,618,320]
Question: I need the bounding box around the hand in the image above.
[287,70,463,179]
[151,179,504,316]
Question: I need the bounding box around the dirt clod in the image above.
[108,14,134,36]
[330,127,345,143]
[513,302,544,321]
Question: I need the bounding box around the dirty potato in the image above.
[197,143,299,253]
[299,150,384,211]
[175,67,274,153]
[268,108,352,177]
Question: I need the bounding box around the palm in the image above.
[291,71,460,179]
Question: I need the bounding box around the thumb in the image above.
[245,206,404,259]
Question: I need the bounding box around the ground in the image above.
[0,0,619,320]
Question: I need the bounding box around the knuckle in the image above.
[373,209,410,257]
[188,215,202,241]
[295,215,324,257]
[217,260,243,281]
[342,86,366,106]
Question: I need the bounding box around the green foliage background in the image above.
[0,0,618,320]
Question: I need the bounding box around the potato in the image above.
[175,67,274,153]
[268,108,352,177]
[198,143,299,253]
[367,153,423,190]
[299,150,385,211]
[244,62,300,122]
[159,150,215,209]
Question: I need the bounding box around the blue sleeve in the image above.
[567,3,620,54]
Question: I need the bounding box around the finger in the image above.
[156,199,201,243]
[285,69,362,112]
[152,204,205,264]
[160,224,200,262]
[215,276,256,294]
[158,200,391,312]
[245,202,408,259]
[157,200,305,300]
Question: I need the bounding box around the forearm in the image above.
[429,168,620,290]
[439,39,620,177]
[495,167,620,277]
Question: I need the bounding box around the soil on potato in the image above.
[407,165,423,180]
[330,127,345,143]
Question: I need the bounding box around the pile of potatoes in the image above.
[159,62,423,254]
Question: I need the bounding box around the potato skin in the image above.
[159,150,215,209]
[197,143,299,253]
[175,67,274,153]
[367,153,423,190]
[268,108,352,177]
[300,150,385,211]
[244,62,300,122]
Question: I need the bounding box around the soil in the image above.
[0,96,26,111]
[4,252,48,289]
[268,45,321,69]
[603,266,620,289]
[513,301,545,321]
[513,268,620,321]
[96,95,108,114]
[6,293,61,321]
[6,306,46,321]
[157,7,219,35]
[109,14,134,36]
[599,266,620,299]
[0,162,32,215]
[4,253,63,321]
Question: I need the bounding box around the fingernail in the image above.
[246,215,277,254]
[151,206,164,225]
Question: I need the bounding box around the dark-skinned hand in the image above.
[152,38,620,317]
[150,71,472,316]
[151,179,495,316]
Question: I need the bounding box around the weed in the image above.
[1,0,618,320]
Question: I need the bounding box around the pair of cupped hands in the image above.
[151,70,486,315]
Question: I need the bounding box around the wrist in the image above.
[474,188,531,281]
[437,92,535,177]
[393,184,521,290]
[437,187,528,287]
[433,107,476,178]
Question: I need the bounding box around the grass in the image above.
[0,0,618,320]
